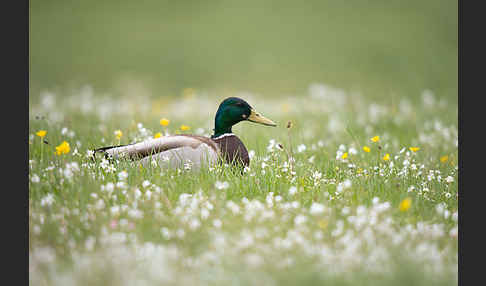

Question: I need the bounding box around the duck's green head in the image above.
[212,97,276,138]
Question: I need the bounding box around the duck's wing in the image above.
[94,135,219,169]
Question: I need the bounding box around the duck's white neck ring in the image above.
[212,133,235,140]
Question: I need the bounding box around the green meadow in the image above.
[29,1,457,285]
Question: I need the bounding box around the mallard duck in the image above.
[93,97,276,169]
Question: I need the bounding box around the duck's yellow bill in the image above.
[248,109,277,126]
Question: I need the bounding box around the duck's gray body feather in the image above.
[139,143,218,169]
[97,135,220,170]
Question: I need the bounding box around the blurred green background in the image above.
[30,0,457,100]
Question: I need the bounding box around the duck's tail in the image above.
[91,144,131,161]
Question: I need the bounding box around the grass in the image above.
[29,85,457,285]
[29,0,457,100]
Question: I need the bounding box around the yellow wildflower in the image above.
[399,198,412,212]
[363,146,370,152]
[371,136,380,143]
[55,141,70,155]
[440,155,449,163]
[160,118,170,126]
[318,219,328,229]
[36,130,47,138]
[154,132,162,139]
[409,147,420,152]
[180,125,190,131]
[383,153,390,161]
[341,152,348,159]
[182,88,196,98]
[114,130,123,140]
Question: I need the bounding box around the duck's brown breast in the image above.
[212,134,249,167]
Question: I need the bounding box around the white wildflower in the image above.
[184,161,192,170]
[294,214,307,226]
[176,228,185,238]
[215,181,229,190]
[189,218,201,230]
[103,182,115,194]
[422,89,435,107]
[110,205,120,216]
[297,144,306,153]
[179,193,192,205]
[452,212,458,222]
[118,171,128,181]
[85,236,96,251]
[95,199,105,210]
[142,180,151,188]
[443,210,450,219]
[145,190,152,200]
[435,203,446,215]
[343,179,352,188]
[213,219,222,228]
[31,174,40,183]
[335,150,343,160]
[267,139,277,152]
[40,194,55,207]
[341,207,350,215]
[245,253,263,267]
[116,181,127,190]
[63,168,73,180]
[445,176,454,183]
[85,149,94,158]
[288,186,298,196]
[134,188,142,199]
[226,201,240,214]
[449,227,458,238]
[72,148,80,156]
[309,203,325,215]
[201,208,210,219]
[266,192,274,207]
[161,227,171,239]
[128,209,143,219]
